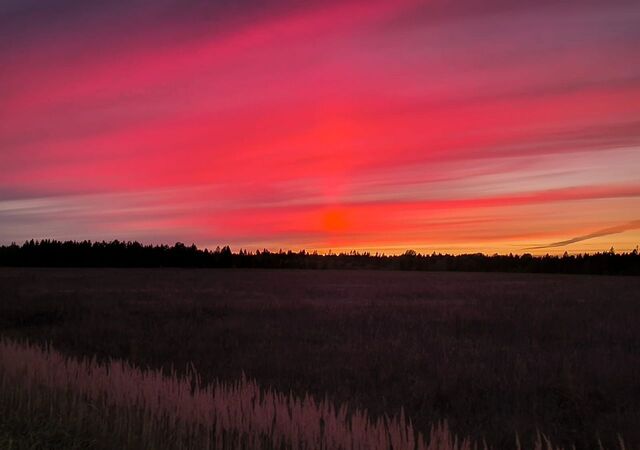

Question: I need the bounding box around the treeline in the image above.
[1,239,639,275]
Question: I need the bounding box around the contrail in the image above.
[525,219,640,250]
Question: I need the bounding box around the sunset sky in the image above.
[1,0,639,254]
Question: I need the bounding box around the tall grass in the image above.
[0,338,626,450]
[0,338,470,450]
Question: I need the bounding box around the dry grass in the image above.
[0,338,470,450]
[0,338,628,450]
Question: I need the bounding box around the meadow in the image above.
[1,268,639,449]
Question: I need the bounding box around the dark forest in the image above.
[1,240,639,275]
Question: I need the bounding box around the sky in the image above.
[1,0,639,255]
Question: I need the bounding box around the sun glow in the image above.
[322,208,349,233]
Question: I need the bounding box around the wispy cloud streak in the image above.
[526,220,640,250]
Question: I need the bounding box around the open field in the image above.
[1,268,639,449]
[1,338,469,450]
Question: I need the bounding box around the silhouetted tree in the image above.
[0,240,639,274]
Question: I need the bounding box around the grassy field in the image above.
[1,338,469,450]
[1,268,639,449]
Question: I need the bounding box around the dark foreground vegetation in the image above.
[1,239,640,274]
[1,268,639,449]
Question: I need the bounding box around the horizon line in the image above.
[2,238,638,258]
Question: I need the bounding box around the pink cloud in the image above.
[1,0,640,253]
